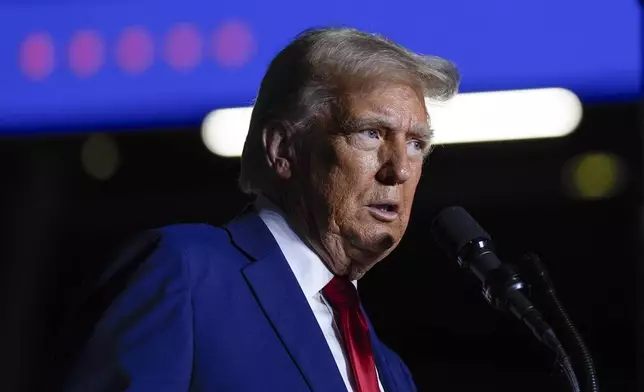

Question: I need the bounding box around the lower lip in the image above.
[366,206,399,222]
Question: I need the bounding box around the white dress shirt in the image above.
[256,196,384,392]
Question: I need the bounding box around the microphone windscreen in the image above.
[431,206,491,260]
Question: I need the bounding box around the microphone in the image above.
[431,206,561,353]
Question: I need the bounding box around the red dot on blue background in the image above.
[165,23,203,71]
[213,21,255,68]
[69,30,105,78]
[116,26,155,75]
[20,32,55,81]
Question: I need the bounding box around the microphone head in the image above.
[431,206,491,261]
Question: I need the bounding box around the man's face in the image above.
[293,83,431,279]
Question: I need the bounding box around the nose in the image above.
[376,141,412,185]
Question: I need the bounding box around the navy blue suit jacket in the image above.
[65,210,417,391]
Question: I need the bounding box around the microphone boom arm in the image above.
[431,206,594,392]
[462,239,582,392]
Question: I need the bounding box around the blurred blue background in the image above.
[0,1,641,392]
[0,0,640,132]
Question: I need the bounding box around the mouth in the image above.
[366,201,399,222]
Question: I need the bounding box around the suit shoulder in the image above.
[155,223,231,251]
[154,222,248,266]
[100,223,242,289]
[154,222,252,277]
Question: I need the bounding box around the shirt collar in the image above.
[255,195,357,300]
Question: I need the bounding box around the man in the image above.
[65,27,459,391]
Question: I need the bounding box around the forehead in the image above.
[342,84,430,130]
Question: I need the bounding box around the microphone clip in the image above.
[482,263,532,313]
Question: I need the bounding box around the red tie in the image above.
[323,276,380,392]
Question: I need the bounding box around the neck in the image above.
[257,191,349,278]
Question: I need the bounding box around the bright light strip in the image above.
[202,107,253,157]
[202,88,583,157]
[427,88,582,145]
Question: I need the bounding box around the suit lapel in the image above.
[225,211,347,392]
[367,320,400,392]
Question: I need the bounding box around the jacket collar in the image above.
[224,209,347,391]
[224,208,401,392]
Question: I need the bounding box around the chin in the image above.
[361,223,400,252]
[348,234,397,265]
[346,245,396,279]
[346,265,372,281]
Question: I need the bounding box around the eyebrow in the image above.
[341,114,434,141]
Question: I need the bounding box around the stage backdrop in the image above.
[0,0,640,133]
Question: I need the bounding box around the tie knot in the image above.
[322,276,359,310]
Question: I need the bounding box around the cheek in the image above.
[335,154,379,192]
[304,140,339,193]
[337,144,381,177]
[403,168,422,205]
[319,156,377,218]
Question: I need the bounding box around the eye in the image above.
[407,140,425,156]
[359,129,380,139]
[350,129,381,150]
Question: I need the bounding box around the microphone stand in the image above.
[518,252,599,392]
[483,263,581,392]
[541,328,581,392]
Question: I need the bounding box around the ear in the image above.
[262,122,294,180]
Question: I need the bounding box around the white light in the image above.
[201,107,253,157]
[201,88,583,157]
[427,88,582,145]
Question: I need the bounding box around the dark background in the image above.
[0,100,639,391]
